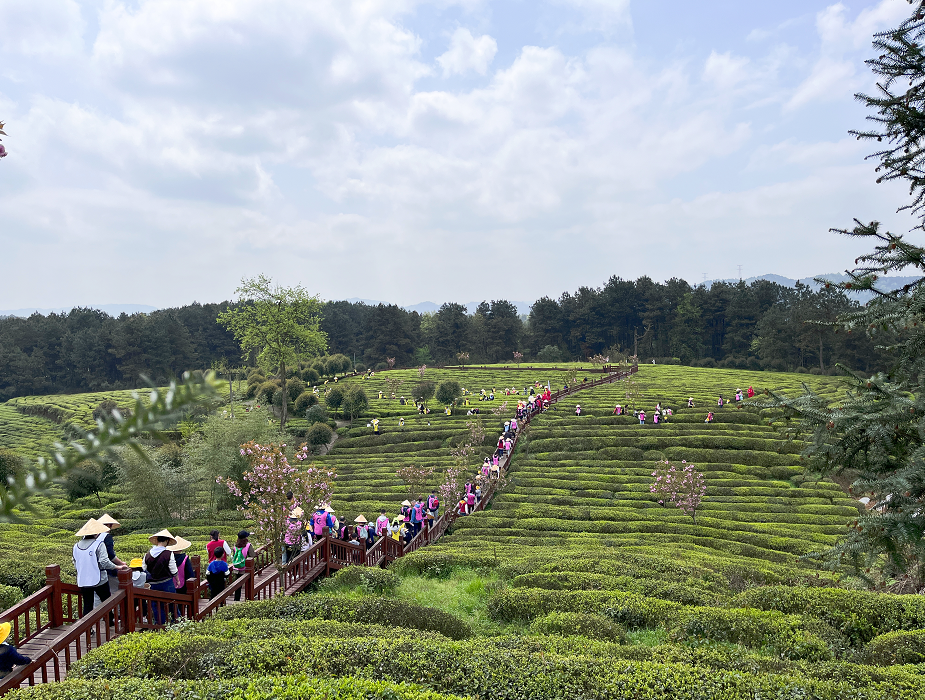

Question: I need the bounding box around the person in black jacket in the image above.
[0,622,31,677]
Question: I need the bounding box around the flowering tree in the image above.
[383,376,404,402]
[396,464,434,499]
[418,364,427,379]
[513,351,523,365]
[491,401,509,417]
[438,462,465,512]
[456,352,470,366]
[0,121,7,159]
[219,441,336,567]
[590,354,610,368]
[386,357,396,369]
[650,460,706,523]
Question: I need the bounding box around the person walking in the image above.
[206,549,230,600]
[230,531,253,602]
[375,510,389,538]
[96,514,127,596]
[427,492,440,518]
[143,529,179,625]
[283,507,305,565]
[207,530,234,562]
[168,536,195,595]
[72,518,120,618]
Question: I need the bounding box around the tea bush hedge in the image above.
[529,612,626,642]
[318,565,400,594]
[862,629,925,665]
[211,595,472,639]
[7,676,462,700]
[66,632,925,700]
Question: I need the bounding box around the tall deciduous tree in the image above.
[218,276,327,428]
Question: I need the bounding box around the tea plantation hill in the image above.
[9,366,925,700]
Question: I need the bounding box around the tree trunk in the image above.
[819,336,825,372]
[229,369,235,419]
[280,360,287,429]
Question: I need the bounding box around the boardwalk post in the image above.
[44,565,63,628]
[244,558,255,601]
[117,568,135,633]
[323,534,331,578]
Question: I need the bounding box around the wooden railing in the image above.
[0,365,636,696]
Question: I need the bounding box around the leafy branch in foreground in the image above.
[762,2,925,589]
[0,372,221,522]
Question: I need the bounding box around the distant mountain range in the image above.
[4,275,920,319]
[0,303,159,318]
[704,273,920,300]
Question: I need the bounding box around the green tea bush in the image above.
[8,675,461,700]
[212,595,472,639]
[294,391,319,415]
[286,378,306,401]
[67,633,925,699]
[670,607,842,661]
[487,588,681,626]
[0,582,22,609]
[731,585,925,645]
[256,380,278,404]
[318,565,399,594]
[306,422,334,448]
[529,612,626,642]
[861,629,925,665]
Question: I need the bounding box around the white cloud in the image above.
[786,0,909,110]
[0,0,915,307]
[436,28,498,77]
[703,51,752,90]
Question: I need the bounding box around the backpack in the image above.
[172,554,188,589]
[231,543,250,569]
[428,495,438,510]
[313,511,326,535]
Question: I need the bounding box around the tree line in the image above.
[0,277,886,401]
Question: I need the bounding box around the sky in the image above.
[0,0,921,310]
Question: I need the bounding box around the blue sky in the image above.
[0,0,919,308]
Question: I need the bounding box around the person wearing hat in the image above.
[167,537,195,596]
[128,559,147,588]
[354,515,369,546]
[96,514,128,595]
[283,508,306,565]
[375,510,389,539]
[230,530,252,601]
[400,500,412,519]
[0,622,32,677]
[144,530,179,624]
[72,518,122,618]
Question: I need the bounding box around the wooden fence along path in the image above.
[0,365,638,695]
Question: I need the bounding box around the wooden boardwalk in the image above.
[0,366,637,695]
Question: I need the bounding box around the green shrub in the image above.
[286,378,306,401]
[66,633,925,699]
[318,565,399,594]
[0,582,22,610]
[862,629,925,665]
[0,449,25,484]
[8,675,461,700]
[302,368,321,384]
[212,595,472,640]
[306,422,334,448]
[256,380,279,404]
[670,606,841,661]
[354,363,367,374]
[305,404,328,424]
[731,585,925,645]
[294,392,319,416]
[530,612,626,642]
[487,588,681,627]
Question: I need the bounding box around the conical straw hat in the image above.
[96,514,120,528]
[74,518,109,537]
[401,500,411,507]
[324,505,335,513]
[167,536,191,552]
[289,507,305,519]
[354,514,368,524]
[148,529,178,546]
